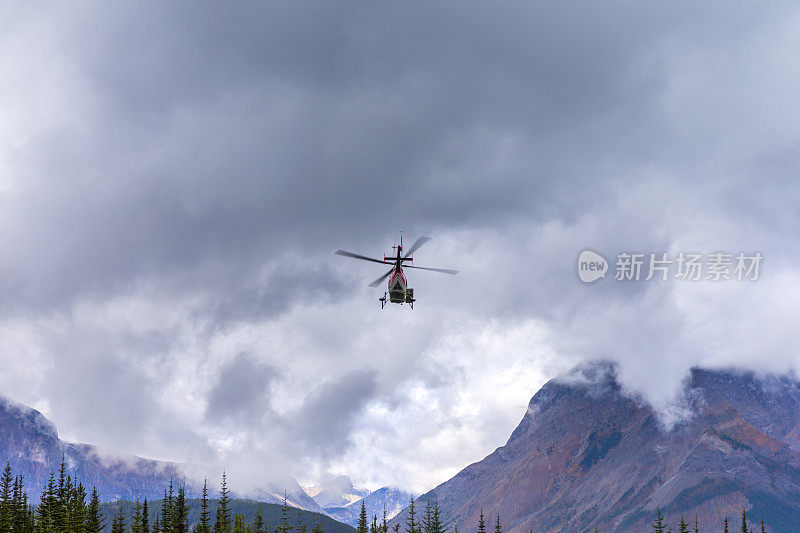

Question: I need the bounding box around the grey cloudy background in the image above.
[1,1,800,493]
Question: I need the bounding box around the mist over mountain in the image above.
[0,397,322,511]
[302,474,413,527]
[10,356,800,532]
[0,396,184,502]
[324,487,414,527]
[392,363,800,532]
[304,475,368,509]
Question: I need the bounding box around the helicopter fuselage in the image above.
[384,244,414,306]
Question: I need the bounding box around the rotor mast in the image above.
[385,232,413,267]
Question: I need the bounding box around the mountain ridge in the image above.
[391,363,800,532]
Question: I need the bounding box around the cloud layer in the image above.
[1,1,800,493]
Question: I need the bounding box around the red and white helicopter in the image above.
[335,235,458,308]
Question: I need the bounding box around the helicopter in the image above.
[335,235,459,309]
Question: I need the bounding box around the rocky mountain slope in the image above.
[392,363,800,532]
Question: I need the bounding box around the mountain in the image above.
[304,475,369,509]
[242,477,326,513]
[303,475,413,527]
[0,397,186,502]
[0,396,322,512]
[392,363,800,532]
[325,487,414,526]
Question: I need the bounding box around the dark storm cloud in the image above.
[206,354,277,424]
[292,370,377,460]
[5,0,778,310]
[208,262,354,325]
[1,0,800,491]
[207,359,377,465]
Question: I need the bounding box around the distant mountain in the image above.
[244,479,325,514]
[392,363,800,532]
[101,498,354,533]
[0,397,322,512]
[304,475,368,509]
[325,487,413,527]
[0,397,186,502]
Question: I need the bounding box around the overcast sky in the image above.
[2,1,800,494]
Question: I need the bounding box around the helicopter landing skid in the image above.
[379,293,414,309]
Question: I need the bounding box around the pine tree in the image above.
[85,487,105,533]
[253,506,265,533]
[422,501,432,533]
[233,514,251,533]
[678,515,689,533]
[724,516,729,533]
[693,515,698,533]
[405,498,418,533]
[55,456,70,530]
[760,517,766,533]
[37,472,58,533]
[142,498,149,533]
[12,473,32,533]
[162,481,175,533]
[132,499,143,533]
[11,475,25,533]
[298,512,307,533]
[214,472,232,533]
[477,510,486,533]
[15,473,33,533]
[174,484,190,533]
[152,515,160,533]
[741,508,748,533]
[70,480,87,533]
[429,503,444,533]
[111,508,126,533]
[198,478,212,533]
[651,507,666,533]
[216,507,225,533]
[382,506,388,533]
[276,494,293,533]
[358,501,369,533]
[0,462,13,533]
[494,515,501,533]
[311,518,324,533]
[24,490,34,533]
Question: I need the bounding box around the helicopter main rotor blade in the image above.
[405,265,459,275]
[335,250,387,265]
[403,236,431,258]
[369,268,394,287]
